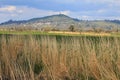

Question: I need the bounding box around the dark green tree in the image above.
[69,25,75,32]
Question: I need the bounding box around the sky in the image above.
[0,0,120,23]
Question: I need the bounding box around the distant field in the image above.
[0,30,119,37]
[49,31,112,36]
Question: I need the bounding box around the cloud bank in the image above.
[0,0,120,23]
[0,5,71,23]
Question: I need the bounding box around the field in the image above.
[0,31,120,80]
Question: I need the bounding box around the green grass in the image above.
[0,30,119,37]
[0,31,92,37]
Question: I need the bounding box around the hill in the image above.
[0,14,120,31]
[0,14,79,25]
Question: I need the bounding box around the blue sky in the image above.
[0,0,120,23]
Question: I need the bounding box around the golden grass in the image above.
[0,35,120,80]
[49,31,111,36]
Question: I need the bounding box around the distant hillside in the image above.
[0,20,27,25]
[0,14,120,31]
[105,20,120,24]
[0,14,79,25]
[28,14,80,23]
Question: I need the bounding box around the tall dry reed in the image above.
[0,35,120,80]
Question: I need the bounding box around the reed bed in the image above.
[0,35,120,80]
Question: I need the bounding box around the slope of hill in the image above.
[28,14,80,23]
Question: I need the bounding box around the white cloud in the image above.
[0,5,120,23]
[17,10,23,13]
[52,11,70,15]
[0,6,16,12]
[14,6,70,18]
[97,9,106,13]
[0,5,71,23]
